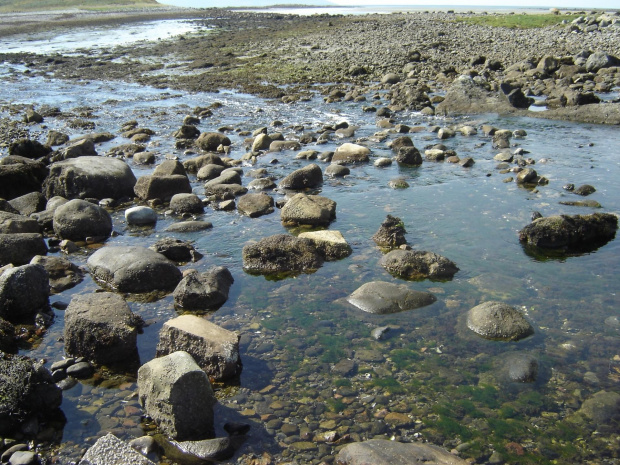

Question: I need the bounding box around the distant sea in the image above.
[233,5,579,15]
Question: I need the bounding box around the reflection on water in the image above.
[1,65,619,463]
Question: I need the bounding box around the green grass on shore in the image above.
[454,13,582,29]
[0,0,161,13]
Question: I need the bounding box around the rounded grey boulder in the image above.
[278,163,323,190]
[87,246,182,293]
[467,301,534,341]
[53,199,112,241]
[0,264,49,322]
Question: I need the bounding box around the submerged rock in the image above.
[30,255,84,293]
[337,439,468,465]
[137,351,216,441]
[518,213,618,250]
[502,352,539,383]
[242,234,323,276]
[346,281,436,314]
[380,249,459,280]
[467,301,534,341]
[576,390,620,426]
[156,314,241,381]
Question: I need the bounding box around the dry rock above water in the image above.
[380,249,459,280]
[172,266,234,311]
[242,234,324,276]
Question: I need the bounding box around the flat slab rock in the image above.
[346,281,436,314]
[337,439,468,465]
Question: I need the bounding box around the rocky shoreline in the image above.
[1,7,620,465]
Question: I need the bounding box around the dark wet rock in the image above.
[325,164,350,177]
[64,292,142,366]
[435,75,513,116]
[372,215,407,247]
[0,158,49,201]
[150,238,202,263]
[467,301,534,341]
[390,136,414,153]
[346,281,436,315]
[173,267,233,310]
[173,124,201,140]
[237,192,274,218]
[337,439,468,465]
[182,154,225,174]
[0,354,62,437]
[0,233,47,267]
[65,361,93,379]
[87,246,182,293]
[46,130,70,147]
[8,192,46,216]
[242,234,323,276]
[196,163,226,181]
[53,199,112,242]
[0,318,16,353]
[573,184,596,196]
[134,174,192,202]
[278,163,323,190]
[133,151,156,165]
[169,193,204,214]
[503,353,538,383]
[196,132,231,152]
[381,249,459,280]
[78,433,156,465]
[30,255,84,293]
[0,264,49,323]
[156,436,243,464]
[516,169,537,186]
[518,213,618,250]
[500,83,534,109]
[0,211,40,234]
[8,138,51,160]
[396,146,422,165]
[281,193,336,227]
[125,206,158,225]
[157,314,241,381]
[153,159,187,177]
[165,221,213,233]
[138,351,216,441]
[43,156,136,200]
[52,138,97,162]
[559,200,602,208]
[0,199,19,214]
[332,143,371,164]
[576,391,620,425]
[298,230,352,260]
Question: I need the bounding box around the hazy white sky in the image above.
[160,0,618,9]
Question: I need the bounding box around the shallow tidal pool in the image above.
[1,60,619,465]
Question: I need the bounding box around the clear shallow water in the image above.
[1,62,620,464]
[0,19,202,55]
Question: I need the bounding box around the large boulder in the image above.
[237,192,274,218]
[53,199,113,241]
[169,193,204,214]
[8,138,51,160]
[332,143,371,164]
[150,238,202,263]
[0,211,40,234]
[337,439,468,465]
[242,234,324,276]
[380,249,459,280]
[280,193,336,227]
[0,264,49,322]
[78,433,156,465]
[43,156,136,200]
[0,158,49,200]
[0,354,62,437]
[173,267,234,311]
[0,233,47,267]
[137,351,216,440]
[196,132,231,152]
[372,215,407,247]
[87,246,182,293]
[585,51,620,72]
[30,255,84,293]
[278,164,323,190]
[64,292,142,366]
[134,175,192,202]
[156,315,241,381]
[7,191,46,216]
[518,213,617,250]
[435,74,513,116]
[52,138,97,162]
[467,301,534,341]
[346,281,436,315]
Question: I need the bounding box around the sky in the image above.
[159,0,618,9]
